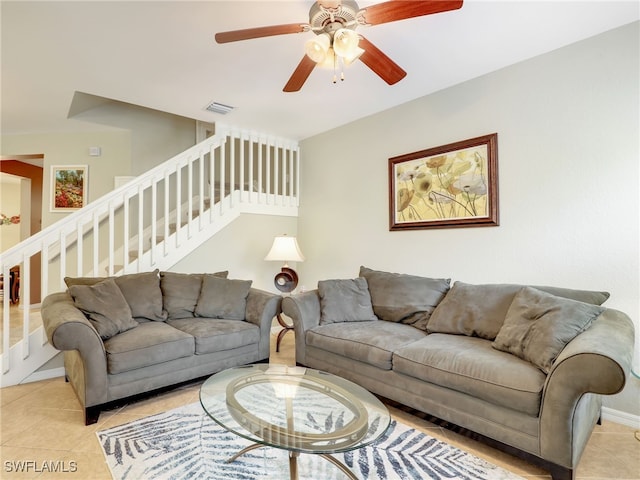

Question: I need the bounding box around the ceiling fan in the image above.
[215,0,463,92]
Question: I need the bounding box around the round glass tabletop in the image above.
[199,364,391,455]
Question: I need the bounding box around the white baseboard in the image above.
[21,367,65,384]
[601,406,640,429]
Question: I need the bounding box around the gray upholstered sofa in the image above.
[42,270,280,425]
[282,266,635,480]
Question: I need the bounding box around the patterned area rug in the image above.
[97,402,523,480]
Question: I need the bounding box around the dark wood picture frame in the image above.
[389,133,499,230]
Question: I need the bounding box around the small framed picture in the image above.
[51,165,88,212]
[389,133,499,230]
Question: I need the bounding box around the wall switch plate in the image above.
[89,146,101,156]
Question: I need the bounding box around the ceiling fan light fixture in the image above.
[332,28,360,58]
[304,33,331,63]
[317,47,336,69]
[342,45,364,66]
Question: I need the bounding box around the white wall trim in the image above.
[21,367,65,384]
[602,406,640,429]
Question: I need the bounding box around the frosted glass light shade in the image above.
[333,28,360,58]
[305,33,331,63]
[264,235,305,263]
[318,47,336,69]
[342,46,364,65]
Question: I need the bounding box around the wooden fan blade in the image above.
[358,36,407,85]
[283,56,316,92]
[361,0,463,26]
[215,24,307,44]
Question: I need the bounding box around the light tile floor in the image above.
[1,328,638,479]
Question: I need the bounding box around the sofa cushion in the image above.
[306,320,426,370]
[103,321,195,374]
[160,271,228,319]
[194,276,252,320]
[68,278,138,340]
[317,277,377,324]
[493,287,605,373]
[113,270,166,321]
[168,318,260,354]
[427,281,610,340]
[66,270,166,321]
[393,333,546,416]
[359,266,450,330]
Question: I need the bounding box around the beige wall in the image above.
[298,23,639,414]
[69,98,196,176]
[1,131,132,229]
[172,213,299,293]
[1,100,197,229]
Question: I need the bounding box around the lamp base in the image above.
[275,314,294,353]
[274,267,298,293]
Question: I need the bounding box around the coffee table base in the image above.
[227,443,359,480]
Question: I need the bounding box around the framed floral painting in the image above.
[389,133,499,230]
[51,165,88,212]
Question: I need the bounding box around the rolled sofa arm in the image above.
[539,308,634,468]
[41,292,109,407]
[246,288,282,359]
[281,290,321,365]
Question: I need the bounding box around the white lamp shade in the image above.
[317,47,336,69]
[265,235,305,263]
[341,46,364,66]
[305,33,331,63]
[332,28,360,58]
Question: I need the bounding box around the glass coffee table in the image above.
[200,364,390,480]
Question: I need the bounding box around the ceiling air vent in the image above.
[205,101,235,115]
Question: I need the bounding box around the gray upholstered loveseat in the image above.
[282,266,634,480]
[42,270,281,425]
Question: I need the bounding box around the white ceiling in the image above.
[2,1,638,141]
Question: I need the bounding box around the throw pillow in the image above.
[195,275,252,320]
[160,271,228,319]
[113,270,166,321]
[427,281,610,340]
[318,277,378,324]
[68,278,138,340]
[492,287,605,373]
[427,282,523,339]
[66,271,169,322]
[359,266,450,330]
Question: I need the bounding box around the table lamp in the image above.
[264,234,305,293]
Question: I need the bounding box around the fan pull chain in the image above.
[333,56,345,84]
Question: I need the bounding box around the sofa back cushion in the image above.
[160,271,228,319]
[66,270,166,321]
[195,275,252,320]
[427,281,609,340]
[492,287,605,373]
[318,277,378,324]
[113,270,167,321]
[68,278,138,340]
[359,266,450,330]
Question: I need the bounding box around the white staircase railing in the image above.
[0,124,300,386]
